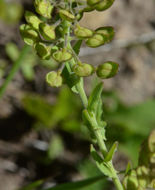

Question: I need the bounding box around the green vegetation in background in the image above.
[0,0,23,24]
[22,86,155,165]
[5,42,58,81]
[22,87,81,129]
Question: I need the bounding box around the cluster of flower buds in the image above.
[123,130,155,190]
[20,0,116,87]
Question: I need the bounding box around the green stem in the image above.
[0,45,30,99]
[79,87,124,190]
[68,58,124,190]
[66,23,124,190]
[75,78,88,108]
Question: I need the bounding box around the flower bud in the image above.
[95,0,115,12]
[73,62,95,77]
[34,0,53,18]
[34,42,51,60]
[96,61,119,79]
[39,23,56,41]
[25,11,42,30]
[59,9,75,22]
[85,34,104,47]
[87,0,101,6]
[20,24,39,46]
[52,49,72,62]
[46,71,62,87]
[95,26,114,42]
[74,25,93,38]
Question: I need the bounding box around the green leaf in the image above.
[104,142,118,162]
[22,88,79,128]
[88,82,103,115]
[48,135,64,160]
[125,162,132,175]
[19,179,44,190]
[73,40,82,55]
[41,176,104,190]
[78,159,108,190]
[62,64,80,91]
[108,99,155,135]
[22,94,54,127]
[90,145,113,177]
[90,144,103,163]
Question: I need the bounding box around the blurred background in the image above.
[0,0,155,189]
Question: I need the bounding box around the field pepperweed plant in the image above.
[20,0,155,190]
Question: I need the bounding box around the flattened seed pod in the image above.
[20,24,39,46]
[85,33,104,47]
[59,9,75,22]
[95,26,115,42]
[52,49,72,62]
[46,71,62,87]
[39,23,56,41]
[25,11,42,30]
[87,0,101,6]
[96,61,119,79]
[83,5,95,12]
[34,42,51,60]
[34,0,53,18]
[74,25,93,38]
[95,0,115,11]
[73,63,95,77]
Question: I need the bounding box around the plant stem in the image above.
[75,78,88,108]
[66,24,124,190]
[77,83,124,190]
[0,45,30,99]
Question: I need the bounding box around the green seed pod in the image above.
[52,49,72,62]
[39,23,56,41]
[96,61,119,79]
[74,25,93,38]
[25,11,42,30]
[136,166,149,188]
[73,62,95,77]
[59,9,75,22]
[95,26,114,42]
[76,12,84,21]
[51,46,59,54]
[150,153,155,164]
[77,0,87,5]
[85,33,104,47]
[148,130,155,153]
[20,24,39,46]
[87,0,101,6]
[137,166,149,176]
[83,5,95,12]
[34,0,53,18]
[123,170,139,190]
[46,71,62,87]
[95,0,115,12]
[34,42,51,60]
